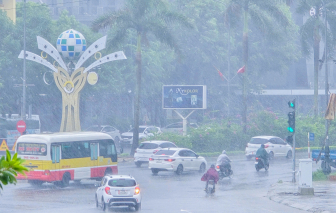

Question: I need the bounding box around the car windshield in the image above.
[139,143,159,149]
[86,126,102,132]
[108,179,136,187]
[249,138,268,144]
[129,127,146,133]
[155,150,176,155]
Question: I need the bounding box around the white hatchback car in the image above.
[245,136,293,160]
[148,148,207,175]
[134,140,177,167]
[95,175,141,211]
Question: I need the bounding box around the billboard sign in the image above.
[162,85,207,109]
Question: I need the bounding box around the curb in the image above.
[267,182,331,213]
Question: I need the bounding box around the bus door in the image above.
[90,142,99,170]
[51,145,61,181]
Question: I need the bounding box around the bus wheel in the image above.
[60,173,70,187]
[104,168,112,176]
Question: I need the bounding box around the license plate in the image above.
[251,152,254,155]
[255,162,258,165]
[156,160,162,163]
[118,190,127,195]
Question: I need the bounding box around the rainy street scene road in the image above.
[1,153,313,213]
[2,0,336,213]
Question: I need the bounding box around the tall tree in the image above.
[228,0,290,131]
[92,0,192,155]
[297,0,336,118]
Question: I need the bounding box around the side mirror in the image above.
[196,154,199,158]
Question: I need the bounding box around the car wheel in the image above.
[269,152,274,160]
[176,164,183,175]
[135,202,141,211]
[59,173,70,187]
[135,162,142,168]
[95,195,98,208]
[286,150,292,159]
[255,165,260,172]
[265,164,269,171]
[199,163,206,173]
[151,169,159,174]
[101,197,107,211]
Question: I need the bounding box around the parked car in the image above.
[148,148,207,175]
[95,175,141,211]
[85,125,122,151]
[121,125,162,145]
[134,140,177,167]
[161,122,199,134]
[245,136,292,160]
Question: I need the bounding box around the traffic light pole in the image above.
[292,133,296,183]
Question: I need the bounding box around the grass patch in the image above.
[312,169,328,181]
[119,153,130,157]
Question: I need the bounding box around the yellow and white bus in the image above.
[16,132,118,187]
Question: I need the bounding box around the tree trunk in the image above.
[242,4,248,133]
[131,32,142,156]
[313,28,320,118]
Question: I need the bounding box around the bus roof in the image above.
[16,132,113,144]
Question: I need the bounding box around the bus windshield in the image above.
[17,143,47,156]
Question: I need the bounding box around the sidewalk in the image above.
[268,181,336,213]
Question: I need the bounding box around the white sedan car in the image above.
[245,136,293,160]
[148,148,207,175]
[95,175,141,211]
[134,140,177,167]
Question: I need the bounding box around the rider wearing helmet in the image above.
[201,164,219,191]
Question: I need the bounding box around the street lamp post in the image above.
[22,0,26,121]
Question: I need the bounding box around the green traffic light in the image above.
[288,100,295,109]
[287,127,294,133]
[290,102,294,107]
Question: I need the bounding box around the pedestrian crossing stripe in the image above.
[0,140,9,151]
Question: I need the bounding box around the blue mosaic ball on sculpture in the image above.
[56,29,86,60]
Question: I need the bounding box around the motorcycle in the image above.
[255,157,269,171]
[216,164,233,179]
[205,180,215,195]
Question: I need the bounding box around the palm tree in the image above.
[297,0,336,118]
[92,0,192,155]
[227,0,289,132]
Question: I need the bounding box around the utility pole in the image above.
[324,2,329,148]
[227,15,231,117]
[22,0,27,121]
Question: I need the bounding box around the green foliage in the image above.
[312,169,328,181]
[149,110,336,153]
[0,150,28,191]
[147,132,192,149]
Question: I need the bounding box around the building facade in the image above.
[0,0,16,23]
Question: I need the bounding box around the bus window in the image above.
[51,145,60,163]
[99,140,117,162]
[61,142,91,159]
[90,143,98,160]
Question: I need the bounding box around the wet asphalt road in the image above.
[0,153,317,213]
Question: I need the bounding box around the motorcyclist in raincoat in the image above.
[201,164,219,191]
[216,150,231,171]
[256,144,269,166]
